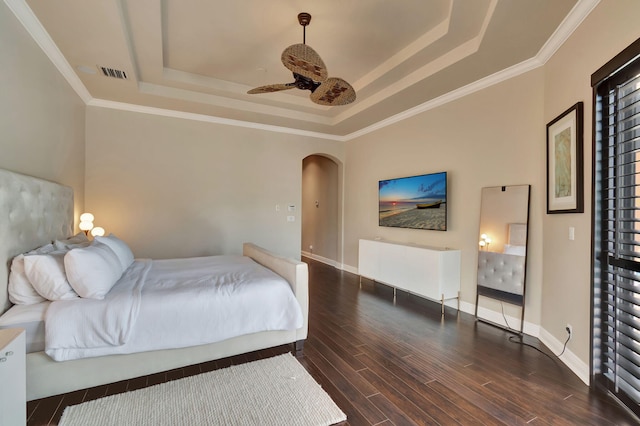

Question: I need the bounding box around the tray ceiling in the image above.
[12,0,586,137]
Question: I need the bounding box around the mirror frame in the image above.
[474,184,531,333]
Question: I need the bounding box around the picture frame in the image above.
[546,102,584,214]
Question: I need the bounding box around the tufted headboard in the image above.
[477,250,526,293]
[0,169,73,313]
[508,223,527,246]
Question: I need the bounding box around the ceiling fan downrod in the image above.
[298,12,311,44]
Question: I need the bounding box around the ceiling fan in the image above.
[247,12,356,106]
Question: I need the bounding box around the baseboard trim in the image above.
[341,264,358,275]
[464,301,588,384]
[301,251,341,269]
[538,327,589,385]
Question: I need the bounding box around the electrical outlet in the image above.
[566,324,573,339]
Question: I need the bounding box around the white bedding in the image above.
[45,255,303,361]
[0,301,49,353]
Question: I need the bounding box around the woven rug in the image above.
[59,353,346,426]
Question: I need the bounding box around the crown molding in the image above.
[343,0,601,141]
[343,55,543,140]
[87,99,345,141]
[536,0,600,64]
[4,0,92,103]
[139,82,333,125]
[6,0,599,143]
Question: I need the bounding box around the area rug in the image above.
[59,353,346,426]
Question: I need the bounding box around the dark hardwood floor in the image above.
[28,257,639,425]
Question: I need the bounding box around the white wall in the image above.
[85,107,345,260]
[0,1,86,225]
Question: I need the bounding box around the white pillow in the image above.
[95,234,134,272]
[8,254,46,305]
[58,232,90,246]
[54,239,91,251]
[23,251,79,301]
[8,243,58,305]
[64,241,123,299]
[503,244,526,257]
[54,232,91,250]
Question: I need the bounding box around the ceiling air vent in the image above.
[99,66,128,80]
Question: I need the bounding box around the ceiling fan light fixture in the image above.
[311,78,356,106]
[281,44,327,81]
[247,83,294,94]
[246,12,356,106]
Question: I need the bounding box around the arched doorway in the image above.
[301,154,340,266]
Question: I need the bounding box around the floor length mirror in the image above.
[475,184,530,334]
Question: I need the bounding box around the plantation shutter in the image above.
[594,51,640,417]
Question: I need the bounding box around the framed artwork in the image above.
[546,102,584,214]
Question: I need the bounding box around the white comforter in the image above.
[45,255,303,361]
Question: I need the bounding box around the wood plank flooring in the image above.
[27,257,638,425]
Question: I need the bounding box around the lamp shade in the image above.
[79,221,94,231]
[90,227,105,237]
[80,212,94,223]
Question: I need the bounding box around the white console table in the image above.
[358,238,461,314]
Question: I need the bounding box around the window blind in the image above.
[594,54,640,417]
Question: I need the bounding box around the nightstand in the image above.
[0,329,26,426]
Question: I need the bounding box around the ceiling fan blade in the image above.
[247,83,295,94]
[281,43,328,82]
[310,78,356,106]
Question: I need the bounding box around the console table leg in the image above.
[441,294,445,316]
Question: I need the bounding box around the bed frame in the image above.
[0,169,308,400]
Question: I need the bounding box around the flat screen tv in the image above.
[378,171,447,231]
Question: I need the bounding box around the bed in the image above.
[476,223,527,304]
[0,168,308,400]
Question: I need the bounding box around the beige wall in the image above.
[302,155,339,262]
[344,69,545,326]
[85,107,344,260]
[542,0,640,365]
[0,1,85,225]
[344,0,640,376]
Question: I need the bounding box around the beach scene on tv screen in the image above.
[379,172,447,231]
